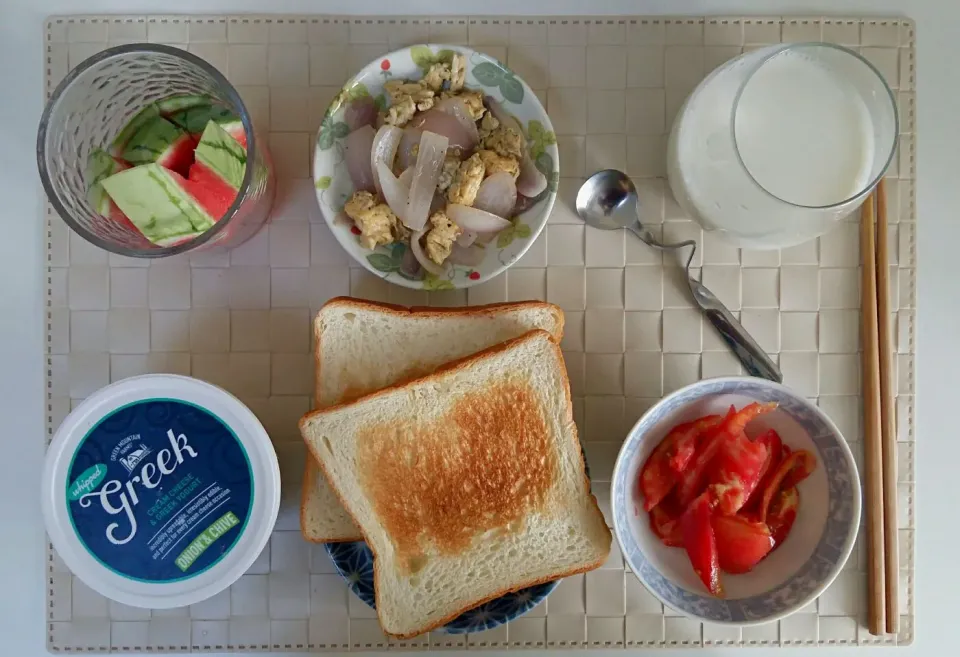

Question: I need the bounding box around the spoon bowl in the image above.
[576,169,640,231]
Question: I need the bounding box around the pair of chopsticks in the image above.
[860,179,899,636]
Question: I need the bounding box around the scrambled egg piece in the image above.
[458,89,486,121]
[384,80,435,114]
[437,153,461,192]
[384,80,424,102]
[344,191,400,249]
[449,53,467,91]
[385,96,416,127]
[477,113,500,142]
[477,149,520,179]
[483,125,524,160]
[447,153,485,206]
[422,62,450,92]
[424,211,462,265]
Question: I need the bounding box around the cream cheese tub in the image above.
[41,374,280,608]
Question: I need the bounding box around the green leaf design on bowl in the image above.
[318,115,350,150]
[472,62,525,104]
[534,151,559,192]
[315,176,332,190]
[367,252,399,273]
[496,219,532,248]
[528,120,557,160]
[499,75,524,103]
[347,83,370,99]
[422,273,456,291]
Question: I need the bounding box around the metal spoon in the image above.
[576,169,783,383]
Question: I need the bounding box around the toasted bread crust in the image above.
[301,297,565,543]
[300,329,612,637]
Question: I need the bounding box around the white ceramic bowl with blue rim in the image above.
[312,44,558,291]
[611,377,861,625]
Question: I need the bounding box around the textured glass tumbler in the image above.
[38,44,275,257]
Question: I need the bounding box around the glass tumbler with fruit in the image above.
[38,44,275,256]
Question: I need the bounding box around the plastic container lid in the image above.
[42,374,280,609]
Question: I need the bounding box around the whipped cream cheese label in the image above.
[66,399,253,582]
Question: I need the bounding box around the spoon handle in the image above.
[689,280,784,383]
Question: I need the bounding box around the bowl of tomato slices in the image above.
[611,377,860,625]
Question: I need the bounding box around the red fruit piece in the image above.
[649,499,684,548]
[639,415,722,511]
[709,433,768,516]
[744,429,783,512]
[665,415,723,474]
[675,403,777,507]
[186,161,238,221]
[681,492,722,596]
[759,450,817,522]
[767,486,800,549]
[713,514,775,574]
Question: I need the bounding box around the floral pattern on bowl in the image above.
[312,45,558,290]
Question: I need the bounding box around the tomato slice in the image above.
[681,492,722,596]
[649,501,683,547]
[767,486,800,549]
[675,403,775,507]
[743,429,783,512]
[665,415,723,474]
[638,415,721,511]
[709,433,769,516]
[759,450,817,522]
[713,514,775,574]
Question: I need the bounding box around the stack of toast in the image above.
[298,297,611,638]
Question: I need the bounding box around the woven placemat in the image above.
[44,14,915,651]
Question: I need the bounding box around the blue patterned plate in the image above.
[612,377,861,625]
[324,541,556,633]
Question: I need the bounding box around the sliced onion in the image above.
[410,110,475,151]
[435,97,480,145]
[410,229,448,276]
[396,127,423,171]
[473,172,517,218]
[512,193,541,216]
[343,125,376,192]
[456,230,477,247]
[399,243,422,279]
[447,203,512,233]
[474,231,499,245]
[517,156,548,197]
[398,167,414,188]
[370,125,403,195]
[404,131,449,231]
[345,96,378,131]
[376,159,409,222]
[448,243,486,267]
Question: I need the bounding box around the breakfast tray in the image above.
[43,14,916,651]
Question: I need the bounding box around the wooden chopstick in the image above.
[860,192,886,635]
[875,179,900,634]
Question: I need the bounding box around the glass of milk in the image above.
[667,43,898,249]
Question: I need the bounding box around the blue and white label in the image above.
[66,399,253,582]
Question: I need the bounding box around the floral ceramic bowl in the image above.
[612,377,861,625]
[312,45,558,290]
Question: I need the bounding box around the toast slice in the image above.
[301,297,565,542]
[300,330,611,638]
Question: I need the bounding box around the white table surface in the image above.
[1,0,956,654]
